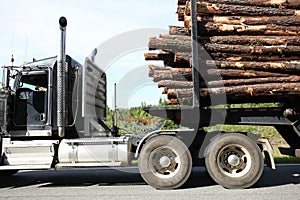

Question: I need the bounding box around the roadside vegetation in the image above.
[105,99,300,163]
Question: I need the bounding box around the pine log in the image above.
[168,98,192,105]
[201,23,300,36]
[205,44,300,55]
[177,5,186,21]
[167,83,300,99]
[210,53,300,61]
[144,51,174,62]
[174,52,192,63]
[201,83,300,97]
[185,2,300,16]
[149,36,192,52]
[158,34,300,46]
[208,76,300,87]
[153,68,193,82]
[167,89,193,99]
[179,0,300,8]
[158,80,194,88]
[149,65,172,77]
[169,26,190,36]
[150,36,300,55]
[178,0,187,5]
[210,36,300,46]
[206,60,300,72]
[184,16,300,29]
[207,69,289,78]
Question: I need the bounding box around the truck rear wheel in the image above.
[138,135,192,189]
[205,133,264,189]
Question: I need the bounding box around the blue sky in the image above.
[0,0,181,108]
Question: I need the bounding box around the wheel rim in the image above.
[217,144,252,178]
[148,146,181,179]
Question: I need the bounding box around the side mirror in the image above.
[2,67,10,90]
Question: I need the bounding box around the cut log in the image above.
[184,16,300,29]
[144,51,173,61]
[158,80,193,88]
[208,76,300,87]
[169,26,190,36]
[205,44,300,55]
[185,2,300,16]
[153,68,193,82]
[210,35,300,46]
[201,83,300,97]
[201,23,300,36]
[168,98,192,105]
[179,0,300,8]
[206,60,300,73]
[149,36,192,52]
[178,0,187,5]
[158,34,300,46]
[177,5,186,21]
[207,69,289,78]
[144,51,190,68]
[210,53,300,61]
[167,83,300,99]
[149,65,172,77]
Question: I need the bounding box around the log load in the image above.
[145,0,300,106]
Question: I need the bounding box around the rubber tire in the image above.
[0,170,19,176]
[138,135,192,189]
[205,133,264,189]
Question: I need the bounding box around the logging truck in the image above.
[2,8,300,189]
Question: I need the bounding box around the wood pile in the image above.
[145,0,300,106]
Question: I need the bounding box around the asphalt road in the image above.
[0,165,300,200]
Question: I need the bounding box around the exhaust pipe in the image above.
[57,16,67,137]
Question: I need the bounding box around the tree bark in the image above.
[210,35,300,46]
[205,44,300,55]
[184,16,300,29]
[210,53,300,61]
[201,23,300,36]
[149,36,300,54]
[205,0,300,8]
[201,83,300,97]
[206,60,300,73]
[149,36,192,52]
[167,83,300,99]
[185,2,300,16]
[207,69,289,78]
[144,51,173,61]
[158,80,194,88]
[148,65,172,77]
[179,0,300,8]
[177,5,186,21]
[153,68,193,82]
[169,26,190,36]
[208,76,300,87]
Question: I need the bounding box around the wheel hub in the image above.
[227,154,240,167]
[159,156,171,168]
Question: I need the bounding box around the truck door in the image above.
[11,71,51,137]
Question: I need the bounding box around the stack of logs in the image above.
[145,0,300,106]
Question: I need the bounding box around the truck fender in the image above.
[245,132,276,170]
[134,129,184,158]
[257,138,276,170]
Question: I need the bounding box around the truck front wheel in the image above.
[205,133,264,189]
[138,135,192,189]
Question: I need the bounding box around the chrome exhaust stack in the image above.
[57,16,67,137]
